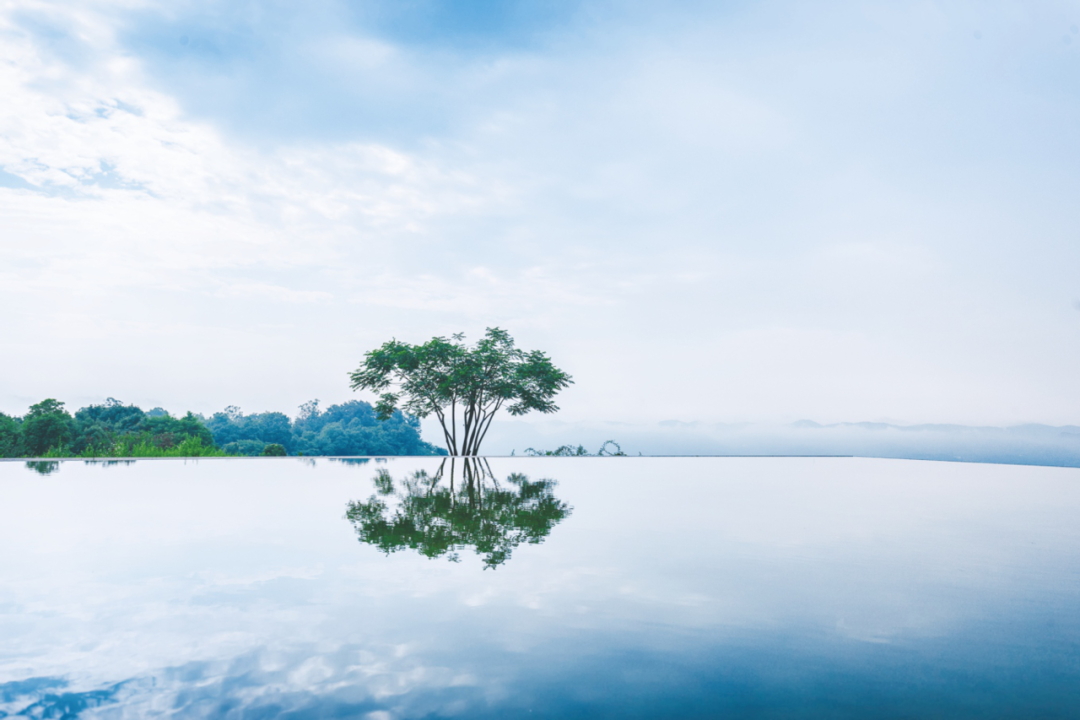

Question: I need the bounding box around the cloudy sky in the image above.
[2,0,1078,427]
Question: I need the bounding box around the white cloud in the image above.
[1,0,1079,427]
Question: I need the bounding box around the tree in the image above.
[0,413,22,458]
[74,398,145,434]
[345,458,572,569]
[21,399,74,457]
[72,398,146,455]
[206,407,293,451]
[349,328,573,456]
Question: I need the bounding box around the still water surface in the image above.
[1,457,1079,718]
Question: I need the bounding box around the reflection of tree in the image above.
[345,458,571,569]
[25,460,60,476]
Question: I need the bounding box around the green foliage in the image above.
[21,399,75,457]
[207,400,444,456]
[263,443,287,456]
[2,396,446,459]
[74,398,145,437]
[0,398,223,458]
[206,407,292,451]
[142,412,215,447]
[223,439,267,456]
[76,434,228,458]
[70,405,217,457]
[523,440,627,457]
[345,458,571,569]
[350,328,573,456]
[0,413,21,457]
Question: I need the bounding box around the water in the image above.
[1,456,1079,718]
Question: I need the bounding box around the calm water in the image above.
[1,457,1079,718]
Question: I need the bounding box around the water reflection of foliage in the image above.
[345,458,571,569]
[25,459,141,475]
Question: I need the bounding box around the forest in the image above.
[0,398,445,458]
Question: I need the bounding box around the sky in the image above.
[2,0,1079,427]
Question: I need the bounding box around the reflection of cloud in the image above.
[0,676,67,707]
[0,676,125,718]
[7,614,1080,719]
[1,646,487,719]
[3,458,1080,715]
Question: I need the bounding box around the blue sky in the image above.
[1,0,1079,427]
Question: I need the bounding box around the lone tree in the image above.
[349,328,572,456]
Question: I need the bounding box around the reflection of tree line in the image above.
[345,458,571,569]
[24,459,135,475]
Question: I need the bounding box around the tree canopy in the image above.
[0,413,22,457]
[349,328,573,456]
[21,399,75,457]
[206,400,444,457]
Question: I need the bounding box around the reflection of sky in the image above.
[1,457,1079,717]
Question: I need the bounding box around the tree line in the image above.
[0,398,445,458]
[0,328,572,459]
